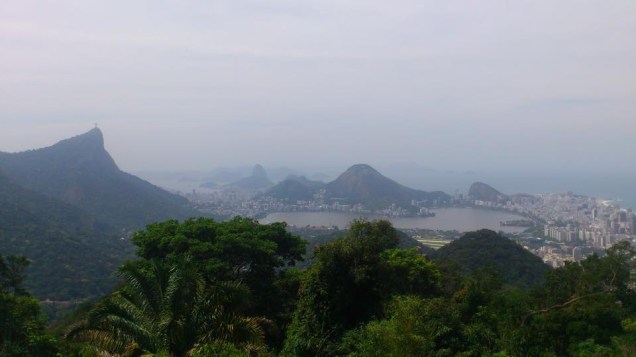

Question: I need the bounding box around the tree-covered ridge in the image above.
[0,128,197,230]
[0,171,130,300]
[431,229,550,288]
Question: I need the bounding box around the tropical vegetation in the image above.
[2,218,636,356]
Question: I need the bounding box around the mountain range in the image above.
[266,163,450,211]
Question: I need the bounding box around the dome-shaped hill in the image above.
[431,229,549,288]
[468,182,508,203]
[325,164,449,210]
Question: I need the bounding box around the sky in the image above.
[1,0,635,176]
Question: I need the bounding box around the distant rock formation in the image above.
[266,163,450,211]
[468,181,508,203]
[227,164,274,190]
[266,175,325,202]
[325,164,450,210]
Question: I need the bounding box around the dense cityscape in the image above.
[473,192,634,266]
[182,185,635,268]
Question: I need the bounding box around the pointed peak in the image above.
[56,127,105,151]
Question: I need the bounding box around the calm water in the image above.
[260,208,529,233]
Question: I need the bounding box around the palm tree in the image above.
[66,258,267,356]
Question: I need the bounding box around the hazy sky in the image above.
[1,1,635,174]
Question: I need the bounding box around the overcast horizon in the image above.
[2,1,635,175]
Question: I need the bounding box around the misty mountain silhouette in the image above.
[226,164,274,190]
[267,163,449,210]
[266,175,325,202]
[0,128,196,229]
[468,181,508,203]
[326,164,450,210]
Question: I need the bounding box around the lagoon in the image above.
[260,207,529,233]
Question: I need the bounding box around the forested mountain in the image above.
[325,164,450,210]
[0,128,203,300]
[0,128,197,230]
[0,171,129,300]
[431,229,549,288]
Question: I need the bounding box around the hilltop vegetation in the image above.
[2,219,630,356]
[0,172,129,299]
[431,229,549,288]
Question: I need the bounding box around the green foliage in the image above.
[190,340,256,357]
[509,242,636,356]
[379,248,440,297]
[131,217,306,330]
[66,258,266,356]
[342,296,464,357]
[282,220,441,356]
[0,254,59,356]
[0,171,132,301]
[4,213,635,357]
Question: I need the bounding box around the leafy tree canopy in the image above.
[0,254,59,356]
[283,220,440,356]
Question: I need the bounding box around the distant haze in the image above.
[1,1,635,176]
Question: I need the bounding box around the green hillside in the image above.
[0,172,131,300]
[431,229,549,288]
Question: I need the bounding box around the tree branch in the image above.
[521,292,604,326]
